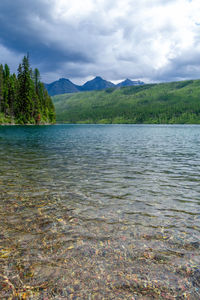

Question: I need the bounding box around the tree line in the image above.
[0,55,55,124]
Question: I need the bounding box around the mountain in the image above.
[45,76,145,96]
[80,76,115,91]
[45,78,79,96]
[52,79,200,124]
[117,79,144,87]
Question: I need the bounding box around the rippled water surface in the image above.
[0,124,200,299]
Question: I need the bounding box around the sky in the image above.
[0,0,200,84]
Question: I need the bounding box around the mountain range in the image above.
[45,76,144,96]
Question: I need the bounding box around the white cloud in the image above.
[1,0,200,82]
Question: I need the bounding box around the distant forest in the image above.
[0,55,55,124]
[53,79,200,124]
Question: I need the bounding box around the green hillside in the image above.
[53,79,200,124]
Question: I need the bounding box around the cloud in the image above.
[0,0,200,83]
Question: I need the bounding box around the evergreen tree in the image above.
[18,55,34,123]
[0,55,55,124]
[34,68,40,95]
[8,74,17,119]
[0,64,3,113]
[3,64,10,115]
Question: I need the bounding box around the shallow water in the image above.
[0,124,199,299]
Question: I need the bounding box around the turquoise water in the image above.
[0,125,199,299]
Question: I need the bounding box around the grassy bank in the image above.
[0,113,13,125]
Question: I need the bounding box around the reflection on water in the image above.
[0,124,199,299]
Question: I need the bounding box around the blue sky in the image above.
[0,0,200,84]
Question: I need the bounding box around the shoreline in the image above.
[1,122,200,126]
[0,122,55,126]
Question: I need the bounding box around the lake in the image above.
[0,124,199,299]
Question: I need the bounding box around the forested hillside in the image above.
[53,79,200,124]
[0,55,55,124]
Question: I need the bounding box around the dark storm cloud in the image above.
[0,0,117,80]
[0,0,50,53]
[0,0,92,71]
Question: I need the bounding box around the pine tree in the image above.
[34,68,40,94]
[0,55,56,124]
[0,64,3,113]
[3,64,10,115]
[17,55,34,123]
[8,74,17,119]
